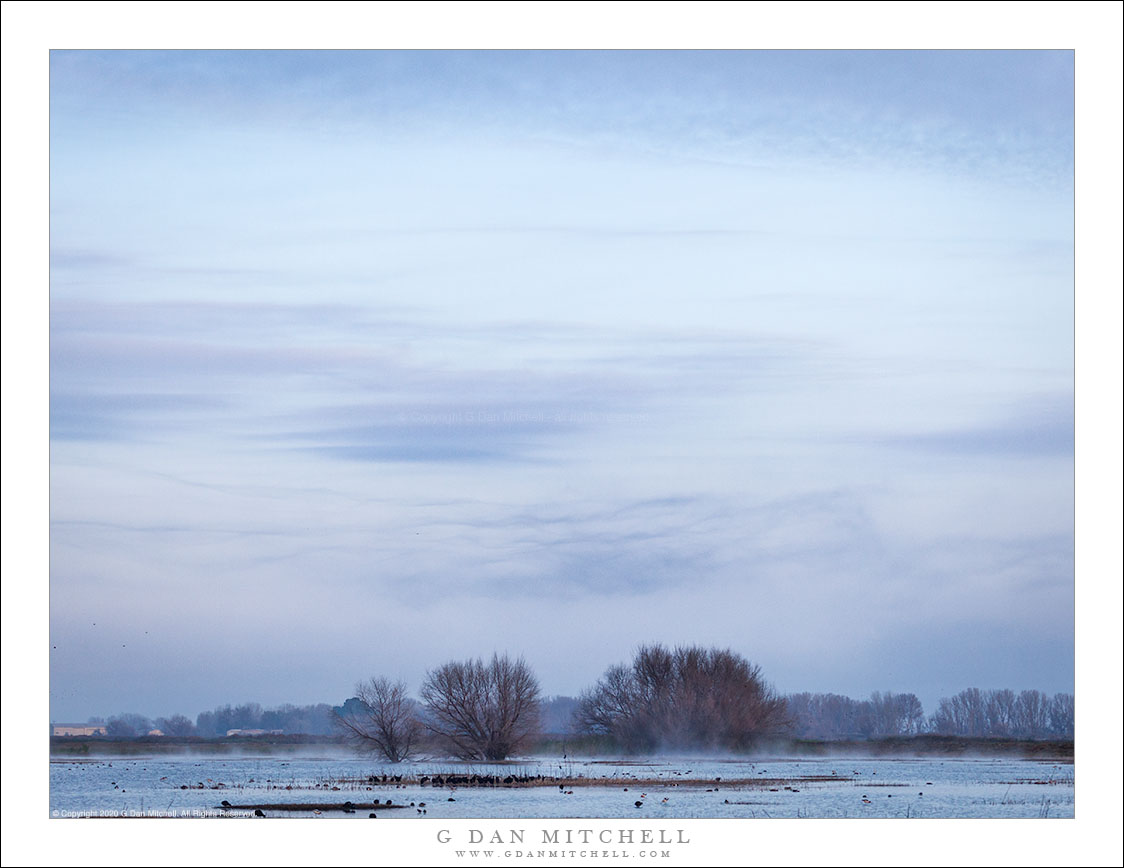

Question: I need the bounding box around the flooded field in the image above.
[49,754,1073,819]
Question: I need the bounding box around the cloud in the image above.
[50,392,228,442]
[49,249,131,270]
[881,395,1074,459]
[51,297,849,461]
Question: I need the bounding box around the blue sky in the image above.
[47,50,1075,721]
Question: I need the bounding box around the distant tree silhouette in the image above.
[1012,689,1050,738]
[1048,693,1074,738]
[931,688,1074,738]
[787,691,926,739]
[106,713,153,737]
[154,714,196,736]
[540,695,581,734]
[195,701,334,736]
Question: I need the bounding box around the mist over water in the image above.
[49,753,1073,819]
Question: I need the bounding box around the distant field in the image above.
[50,733,1073,758]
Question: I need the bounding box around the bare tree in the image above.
[577,644,789,752]
[787,691,926,739]
[333,677,421,762]
[931,687,1072,739]
[985,688,1017,737]
[932,688,990,736]
[867,692,926,737]
[1048,692,1074,738]
[420,653,542,760]
[1012,689,1050,738]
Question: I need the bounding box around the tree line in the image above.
[929,688,1073,739]
[333,646,1073,760]
[80,647,1074,754]
[785,691,926,740]
[89,702,338,738]
[785,688,1073,740]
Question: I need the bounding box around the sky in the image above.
[46,49,1076,723]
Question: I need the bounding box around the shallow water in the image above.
[49,754,1073,819]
